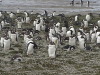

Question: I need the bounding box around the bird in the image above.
[10,31,18,44]
[86,14,91,21]
[17,20,22,29]
[9,12,15,18]
[69,35,76,46]
[62,27,67,36]
[91,31,96,43]
[63,45,75,51]
[96,34,100,45]
[3,36,11,51]
[75,15,78,22]
[97,20,100,27]
[48,42,56,58]
[10,55,22,64]
[27,40,38,55]
[83,20,88,28]
[78,35,86,50]
[17,8,20,13]
[25,16,30,23]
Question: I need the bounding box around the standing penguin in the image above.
[17,20,22,29]
[48,42,56,58]
[84,31,90,42]
[69,35,76,46]
[33,19,38,26]
[26,16,30,23]
[96,34,100,47]
[96,30,100,39]
[17,8,20,13]
[25,35,33,46]
[27,41,34,55]
[0,34,5,47]
[97,20,100,27]
[75,15,78,22]
[91,31,96,43]
[83,20,88,28]
[93,25,98,32]
[62,26,67,36]
[86,14,91,21]
[52,11,56,17]
[66,30,73,37]
[3,36,11,51]
[78,36,86,50]
[1,20,5,28]
[9,12,15,18]
[55,26,60,34]
[0,11,2,17]
[51,35,59,48]
[35,21,41,31]
[10,31,18,44]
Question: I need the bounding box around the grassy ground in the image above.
[0,12,100,75]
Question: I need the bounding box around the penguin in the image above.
[17,8,20,13]
[96,30,100,38]
[49,28,55,35]
[1,20,5,28]
[79,27,84,32]
[33,19,38,26]
[63,45,75,51]
[69,26,75,35]
[86,14,91,21]
[52,11,56,17]
[3,36,11,51]
[77,30,83,36]
[62,27,67,36]
[66,30,73,37]
[84,31,90,42]
[10,55,22,63]
[69,35,76,46]
[17,20,22,29]
[24,11,28,17]
[75,15,78,22]
[91,31,96,43]
[39,17,44,27]
[0,34,5,47]
[55,26,60,34]
[97,20,100,27]
[78,35,86,50]
[8,30,11,38]
[27,41,34,55]
[83,20,88,28]
[48,42,56,58]
[41,23,46,31]
[10,31,18,44]
[96,34,100,45]
[51,35,59,48]
[24,31,30,44]
[9,12,14,18]
[25,35,33,46]
[93,25,98,32]
[0,11,2,17]
[56,22,60,27]
[26,16,30,23]
[35,21,41,31]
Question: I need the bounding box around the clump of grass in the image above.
[14,44,21,47]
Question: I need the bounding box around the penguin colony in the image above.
[0,10,100,59]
